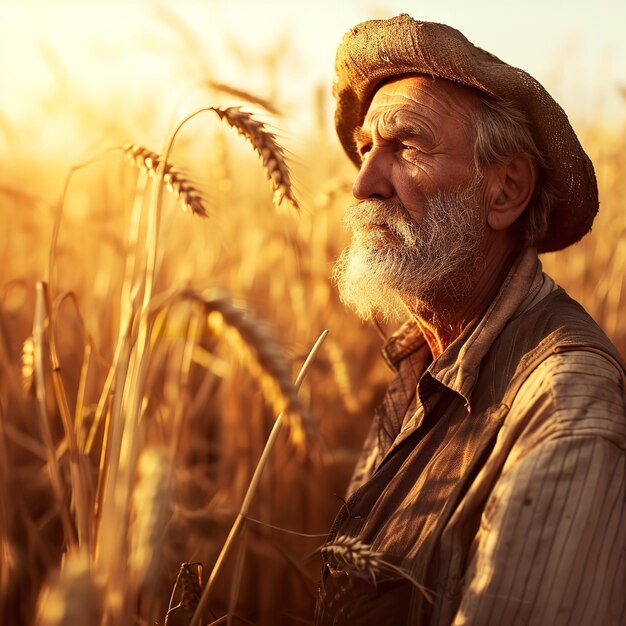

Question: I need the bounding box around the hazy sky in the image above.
[1,0,624,153]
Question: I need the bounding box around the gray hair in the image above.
[472,95,560,246]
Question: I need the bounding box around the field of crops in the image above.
[1,12,625,626]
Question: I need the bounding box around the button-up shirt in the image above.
[317,248,626,626]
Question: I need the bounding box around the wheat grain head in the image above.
[128,446,171,592]
[211,107,299,211]
[123,144,209,217]
[321,535,382,582]
[205,295,313,451]
[322,535,434,603]
[148,287,314,451]
[21,336,35,394]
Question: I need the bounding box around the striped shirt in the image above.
[316,248,626,626]
[450,350,625,626]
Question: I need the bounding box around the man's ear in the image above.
[484,155,536,231]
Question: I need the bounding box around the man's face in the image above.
[333,75,490,321]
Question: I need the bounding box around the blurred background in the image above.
[1,1,625,625]
[2,0,626,175]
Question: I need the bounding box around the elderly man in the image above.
[316,15,626,626]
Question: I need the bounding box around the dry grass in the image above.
[0,33,624,626]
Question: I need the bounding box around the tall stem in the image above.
[189,330,328,626]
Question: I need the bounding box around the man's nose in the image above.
[352,149,395,201]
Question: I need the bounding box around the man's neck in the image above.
[407,237,522,359]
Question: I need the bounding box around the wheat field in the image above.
[1,17,625,626]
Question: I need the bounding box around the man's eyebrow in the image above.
[384,117,432,142]
[353,116,433,147]
[353,126,371,147]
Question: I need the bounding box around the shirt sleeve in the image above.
[454,350,626,626]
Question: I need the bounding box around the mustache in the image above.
[343,198,418,242]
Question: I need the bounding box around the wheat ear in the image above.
[211,107,299,210]
[21,336,35,394]
[207,303,301,431]
[324,338,359,413]
[148,287,313,447]
[128,447,171,592]
[321,535,382,581]
[123,144,209,217]
[322,534,435,603]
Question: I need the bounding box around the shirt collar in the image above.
[381,315,428,370]
[381,247,546,408]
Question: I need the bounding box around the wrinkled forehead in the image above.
[363,75,480,136]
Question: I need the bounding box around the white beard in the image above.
[332,176,488,322]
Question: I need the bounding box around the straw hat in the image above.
[333,14,598,253]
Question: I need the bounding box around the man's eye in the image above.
[401,144,417,152]
[358,144,372,157]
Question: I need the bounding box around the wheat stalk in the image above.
[38,284,93,550]
[123,144,209,217]
[189,330,328,626]
[211,107,299,210]
[93,142,205,615]
[206,81,280,115]
[32,283,77,548]
[324,338,359,413]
